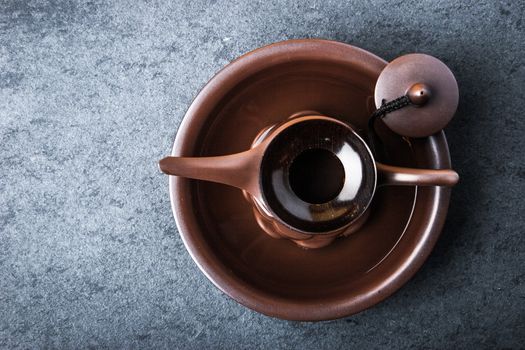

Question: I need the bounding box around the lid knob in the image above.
[406,83,432,106]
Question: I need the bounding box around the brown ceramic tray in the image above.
[167,39,452,321]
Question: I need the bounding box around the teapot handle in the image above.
[376,162,459,187]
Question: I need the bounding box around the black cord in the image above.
[367,95,411,160]
[371,95,411,120]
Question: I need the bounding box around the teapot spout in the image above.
[159,147,262,196]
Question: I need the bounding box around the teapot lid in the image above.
[374,53,459,138]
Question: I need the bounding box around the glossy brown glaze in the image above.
[167,39,456,320]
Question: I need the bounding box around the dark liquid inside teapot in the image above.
[288,148,345,204]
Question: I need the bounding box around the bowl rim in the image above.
[168,39,452,321]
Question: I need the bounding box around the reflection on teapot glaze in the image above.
[337,143,363,202]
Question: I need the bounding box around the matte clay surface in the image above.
[374,54,459,138]
[1,0,524,348]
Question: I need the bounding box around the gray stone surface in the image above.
[1,0,524,348]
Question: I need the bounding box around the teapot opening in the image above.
[259,117,376,233]
[288,148,345,204]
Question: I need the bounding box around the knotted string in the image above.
[367,95,412,160]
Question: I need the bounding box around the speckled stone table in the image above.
[1,1,524,349]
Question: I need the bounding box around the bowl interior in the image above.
[194,61,415,295]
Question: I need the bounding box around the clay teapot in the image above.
[159,113,458,248]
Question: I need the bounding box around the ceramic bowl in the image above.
[167,39,452,321]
